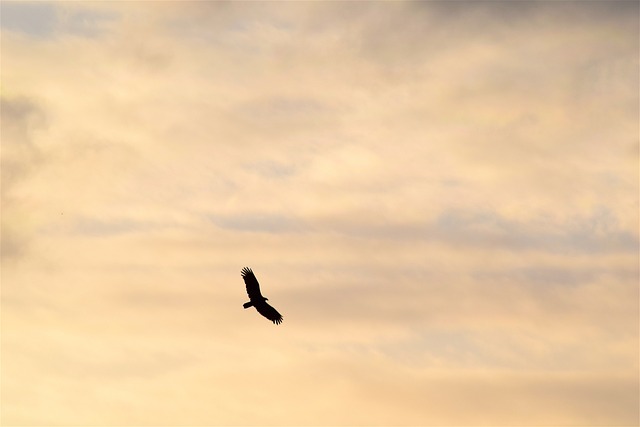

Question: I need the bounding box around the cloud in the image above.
[1,1,638,425]
[0,96,47,260]
[210,212,305,234]
[0,96,45,193]
[0,1,119,39]
[0,2,57,38]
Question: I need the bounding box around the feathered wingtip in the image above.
[241,267,253,277]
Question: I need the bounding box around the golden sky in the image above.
[1,1,638,425]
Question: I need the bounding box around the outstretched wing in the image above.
[241,267,263,301]
[255,301,283,325]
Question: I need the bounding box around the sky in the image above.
[1,1,638,425]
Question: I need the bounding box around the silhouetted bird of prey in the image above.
[241,267,283,325]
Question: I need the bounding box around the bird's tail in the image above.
[243,301,253,309]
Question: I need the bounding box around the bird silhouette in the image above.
[241,267,283,325]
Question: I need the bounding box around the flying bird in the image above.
[241,267,283,325]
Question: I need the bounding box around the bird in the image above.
[241,267,283,325]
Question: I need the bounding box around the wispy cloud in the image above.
[0,1,118,39]
[2,1,637,425]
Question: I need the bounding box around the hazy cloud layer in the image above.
[2,1,638,425]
